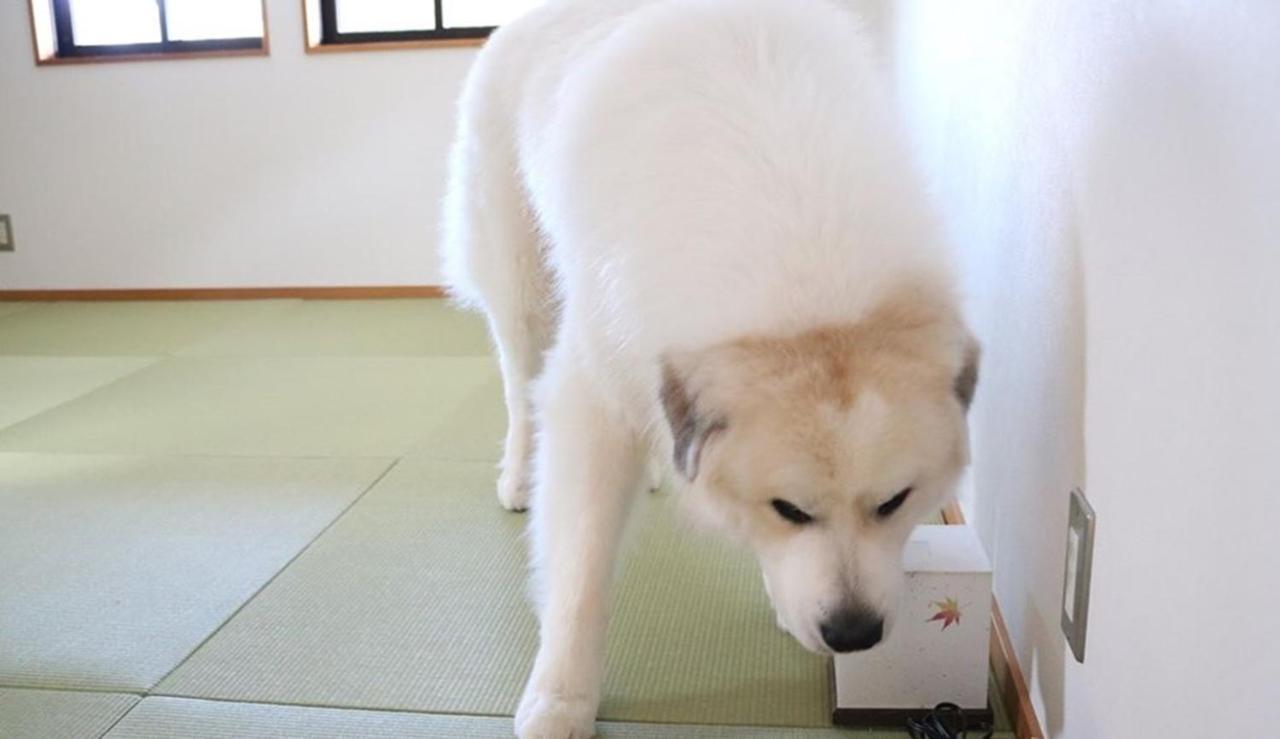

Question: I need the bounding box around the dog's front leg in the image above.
[515,362,642,739]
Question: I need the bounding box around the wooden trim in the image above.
[301,0,485,54]
[28,0,270,66]
[305,36,486,54]
[990,599,1045,739]
[0,286,446,301]
[302,0,322,50]
[29,0,56,64]
[34,47,267,66]
[302,34,481,53]
[940,504,1046,739]
[260,0,272,57]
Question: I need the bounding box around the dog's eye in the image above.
[876,488,913,518]
[770,498,813,525]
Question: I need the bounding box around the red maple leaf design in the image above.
[927,597,962,630]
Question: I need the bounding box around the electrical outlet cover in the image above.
[0,214,12,252]
[1062,488,1095,662]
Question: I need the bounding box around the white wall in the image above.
[0,0,476,289]
[885,1,1280,736]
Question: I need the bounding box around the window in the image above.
[31,0,267,63]
[313,0,543,48]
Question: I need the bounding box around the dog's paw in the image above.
[497,467,530,512]
[514,692,596,739]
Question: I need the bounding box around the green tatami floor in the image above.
[0,299,1012,739]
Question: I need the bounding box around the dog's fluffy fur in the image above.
[441,1,976,736]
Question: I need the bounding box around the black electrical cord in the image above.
[905,702,995,739]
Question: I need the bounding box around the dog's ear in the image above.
[954,336,980,411]
[660,360,727,481]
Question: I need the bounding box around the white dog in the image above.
[441,1,977,736]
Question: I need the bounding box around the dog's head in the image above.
[660,293,977,654]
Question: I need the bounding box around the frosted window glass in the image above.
[445,0,543,28]
[337,0,436,33]
[166,0,264,41]
[70,0,161,45]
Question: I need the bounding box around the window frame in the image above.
[29,0,269,65]
[307,0,496,53]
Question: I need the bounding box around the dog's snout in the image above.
[820,608,884,653]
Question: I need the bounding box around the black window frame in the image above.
[318,0,496,46]
[49,0,266,60]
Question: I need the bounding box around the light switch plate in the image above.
[0,214,12,252]
[1062,488,1095,663]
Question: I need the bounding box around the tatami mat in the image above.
[0,303,37,319]
[0,301,293,356]
[158,458,830,727]
[0,453,392,690]
[179,299,491,357]
[107,697,884,739]
[0,356,497,457]
[0,687,138,739]
[405,368,508,462]
[0,356,155,430]
[156,458,538,713]
[602,497,830,727]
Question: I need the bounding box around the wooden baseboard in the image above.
[989,598,1044,738]
[0,286,447,301]
[941,503,1045,739]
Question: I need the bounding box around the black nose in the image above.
[820,608,884,653]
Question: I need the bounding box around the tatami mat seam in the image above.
[399,452,502,465]
[0,684,145,697]
[144,458,405,693]
[0,452,405,462]
[142,693,515,721]
[93,697,146,739]
[0,356,163,434]
[128,695,836,732]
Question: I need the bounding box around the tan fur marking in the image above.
[669,284,975,516]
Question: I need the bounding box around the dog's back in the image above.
[445,0,955,367]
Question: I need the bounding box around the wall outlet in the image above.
[0,214,13,252]
[1062,488,1096,663]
